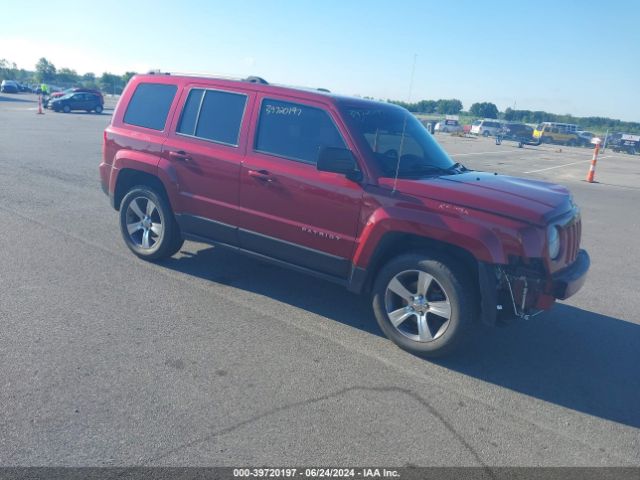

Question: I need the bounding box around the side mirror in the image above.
[317,147,362,181]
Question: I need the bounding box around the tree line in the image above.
[387,97,640,134]
[0,57,136,94]
[503,108,640,134]
[386,98,464,115]
[386,98,498,117]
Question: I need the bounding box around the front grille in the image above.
[562,216,581,265]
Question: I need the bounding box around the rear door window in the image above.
[124,83,177,131]
[255,99,346,164]
[177,88,247,146]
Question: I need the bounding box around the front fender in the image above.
[352,205,506,268]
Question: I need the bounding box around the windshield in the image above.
[340,104,455,178]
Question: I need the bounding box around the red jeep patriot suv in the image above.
[100,73,590,357]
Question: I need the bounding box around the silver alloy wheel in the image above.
[384,269,452,342]
[125,197,163,250]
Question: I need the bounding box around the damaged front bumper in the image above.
[478,249,590,325]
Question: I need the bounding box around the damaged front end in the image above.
[478,250,590,326]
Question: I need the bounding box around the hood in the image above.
[380,172,573,225]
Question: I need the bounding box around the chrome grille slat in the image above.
[561,216,581,265]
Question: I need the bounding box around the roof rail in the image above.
[154,71,248,81]
[145,72,270,85]
[243,76,269,85]
[142,71,333,94]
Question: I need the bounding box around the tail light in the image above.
[102,130,107,161]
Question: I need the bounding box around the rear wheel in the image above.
[372,252,476,357]
[482,130,490,137]
[95,104,103,114]
[119,186,184,261]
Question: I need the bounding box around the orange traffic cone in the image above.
[586,142,600,183]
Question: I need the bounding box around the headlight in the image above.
[547,225,561,260]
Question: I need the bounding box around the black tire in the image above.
[95,104,103,114]
[119,185,184,261]
[63,105,70,113]
[372,252,477,357]
[482,130,490,137]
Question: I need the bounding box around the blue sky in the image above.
[2,0,639,121]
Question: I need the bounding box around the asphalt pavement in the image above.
[0,93,638,466]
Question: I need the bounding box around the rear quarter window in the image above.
[123,83,177,131]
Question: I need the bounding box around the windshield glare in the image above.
[341,105,455,178]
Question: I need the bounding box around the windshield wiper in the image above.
[446,162,467,172]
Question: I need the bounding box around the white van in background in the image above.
[470,119,504,137]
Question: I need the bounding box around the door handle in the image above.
[247,169,273,182]
[168,150,192,162]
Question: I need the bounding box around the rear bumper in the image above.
[552,249,590,299]
[98,161,116,208]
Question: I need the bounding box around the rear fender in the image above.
[110,150,179,211]
[111,149,161,190]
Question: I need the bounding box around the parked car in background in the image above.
[434,118,463,134]
[50,92,104,113]
[495,122,537,148]
[1,80,20,93]
[609,133,640,155]
[46,87,104,107]
[577,131,595,147]
[533,122,580,146]
[470,119,503,137]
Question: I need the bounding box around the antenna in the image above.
[392,53,417,194]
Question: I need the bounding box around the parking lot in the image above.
[0,93,638,466]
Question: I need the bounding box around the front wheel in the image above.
[63,105,71,113]
[372,253,477,357]
[119,186,184,261]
